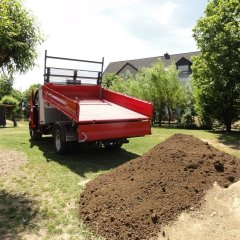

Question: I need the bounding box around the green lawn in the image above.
[0,122,239,239]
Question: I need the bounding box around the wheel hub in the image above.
[55,134,61,151]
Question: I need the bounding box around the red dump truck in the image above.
[29,51,153,153]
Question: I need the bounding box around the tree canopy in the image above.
[0,0,44,74]
[103,60,184,125]
[0,74,14,99]
[192,0,240,131]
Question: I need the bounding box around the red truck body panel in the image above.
[78,121,151,142]
[102,88,153,118]
[42,83,153,142]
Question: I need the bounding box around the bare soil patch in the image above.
[79,134,240,240]
[0,149,27,177]
[157,180,240,240]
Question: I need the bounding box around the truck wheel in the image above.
[53,128,68,154]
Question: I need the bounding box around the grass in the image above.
[0,121,239,239]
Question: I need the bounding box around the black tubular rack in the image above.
[43,50,104,85]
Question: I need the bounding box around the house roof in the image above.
[104,51,201,74]
[116,62,138,75]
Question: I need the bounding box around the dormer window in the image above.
[176,57,192,74]
[177,64,189,73]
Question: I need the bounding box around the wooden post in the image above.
[11,108,17,127]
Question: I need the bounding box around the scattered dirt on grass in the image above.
[0,149,27,177]
[79,134,240,240]
[202,138,240,154]
[78,179,91,187]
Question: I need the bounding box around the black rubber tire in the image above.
[53,128,69,154]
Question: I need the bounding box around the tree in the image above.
[163,64,184,125]
[192,0,240,131]
[102,73,121,88]
[178,79,196,128]
[142,62,167,125]
[0,74,14,99]
[138,60,183,125]
[105,60,184,126]
[0,0,44,74]
[11,88,25,117]
[104,72,142,98]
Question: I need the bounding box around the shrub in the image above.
[178,107,196,129]
[0,95,21,118]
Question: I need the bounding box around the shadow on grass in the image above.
[29,137,139,178]
[152,124,178,129]
[0,189,37,239]
[208,130,240,150]
[0,126,15,129]
[152,124,199,130]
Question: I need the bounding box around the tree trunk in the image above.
[152,110,156,125]
[158,111,162,126]
[223,108,233,132]
[167,106,171,126]
[11,109,17,127]
[225,122,232,132]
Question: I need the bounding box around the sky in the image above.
[14,0,208,91]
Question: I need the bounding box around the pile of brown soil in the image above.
[79,134,240,240]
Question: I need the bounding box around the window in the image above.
[177,65,189,73]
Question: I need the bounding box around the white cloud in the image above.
[152,1,178,25]
[85,0,140,11]
[172,26,196,50]
[174,26,193,38]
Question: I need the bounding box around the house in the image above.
[104,51,201,82]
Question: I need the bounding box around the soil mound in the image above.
[79,134,240,240]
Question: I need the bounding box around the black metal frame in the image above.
[44,50,104,85]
